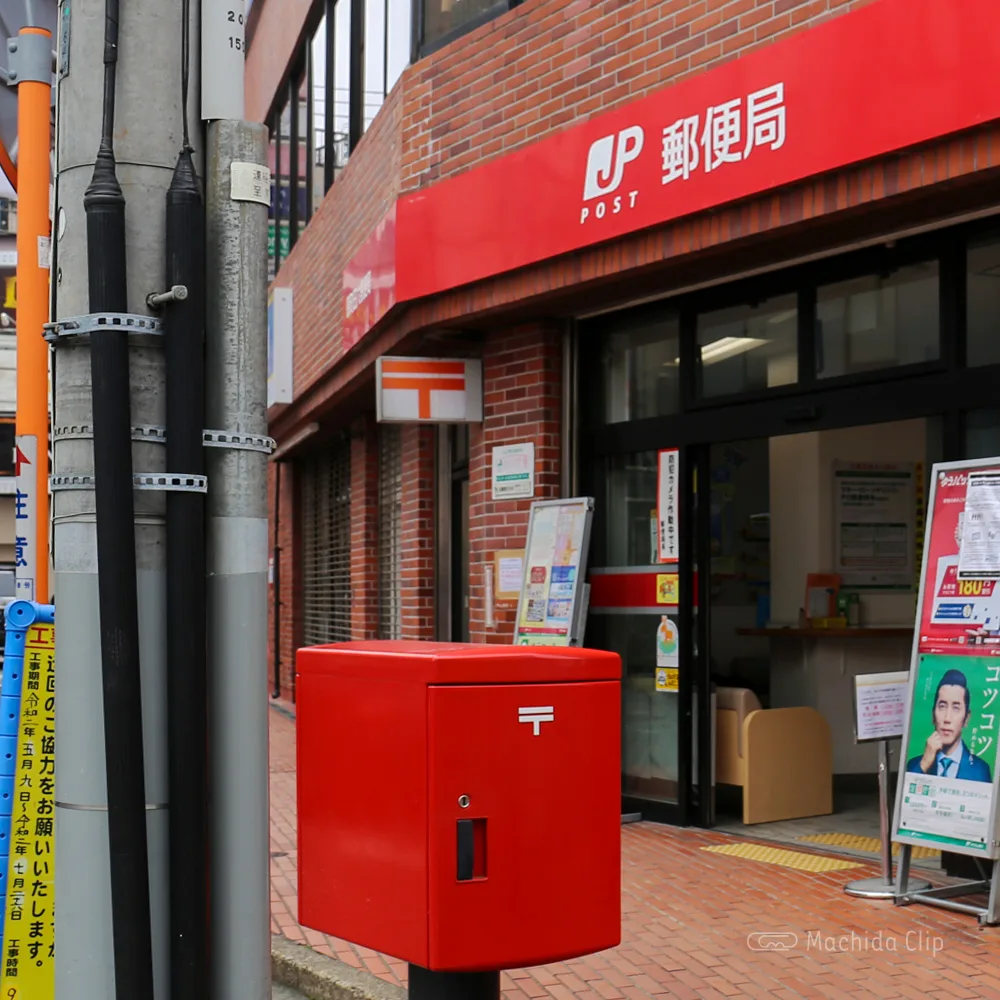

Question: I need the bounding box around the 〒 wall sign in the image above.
[375,356,482,423]
[342,0,1000,353]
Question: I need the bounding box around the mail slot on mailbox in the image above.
[297,641,622,980]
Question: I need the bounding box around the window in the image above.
[696,294,797,398]
[300,443,353,646]
[967,239,1000,367]
[816,262,939,379]
[415,0,513,57]
[965,409,1000,460]
[268,94,292,277]
[365,0,412,125]
[605,452,659,567]
[603,315,681,423]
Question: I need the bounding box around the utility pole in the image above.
[205,120,270,1000]
[10,25,52,606]
[52,0,201,997]
[201,4,272,999]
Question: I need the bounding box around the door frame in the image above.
[588,385,980,827]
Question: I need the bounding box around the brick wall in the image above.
[268,458,299,700]
[350,415,380,641]
[245,0,315,124]
[468,324,563,643]
[271,86,404,399]
[258,0,878,404]
[400,425,437,639]
[398,0,876,190]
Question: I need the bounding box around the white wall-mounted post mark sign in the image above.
[518,705,554,736]
[376,356,483,423]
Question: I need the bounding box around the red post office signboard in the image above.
[342,203,397,350]
[342,0,1000,354]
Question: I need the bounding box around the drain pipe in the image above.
[83,0,156,993]
[272,460,282,699]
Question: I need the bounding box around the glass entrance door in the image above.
[587,450,691,824]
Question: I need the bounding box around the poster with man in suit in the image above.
[897,655,1000,853]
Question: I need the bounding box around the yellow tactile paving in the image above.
[701,842,865,872]
[798,831,940,860]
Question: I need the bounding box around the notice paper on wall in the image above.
[492,442,535,500]
[655,616,679,693]
[495,549,525,602]
[834,460,915,589]
[853,670,908,743]
[958,470,1000,580]
[657,449,679,563]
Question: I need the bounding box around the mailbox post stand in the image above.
[409,965,500,1000]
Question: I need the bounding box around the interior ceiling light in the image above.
[699,336,767,364]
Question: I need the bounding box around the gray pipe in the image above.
[52,0,202,995]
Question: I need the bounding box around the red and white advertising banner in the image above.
[918,465,1000,655]
[343,0,1000,353]
[375,356,483,423]
[343,203,397,350]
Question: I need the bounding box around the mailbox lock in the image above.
[457,795,470,809]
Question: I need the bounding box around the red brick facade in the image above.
[255,0,1000,700]
[468,326,564,644]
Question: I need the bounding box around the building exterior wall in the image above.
[253,0,1000,700]
[468,325,563,643]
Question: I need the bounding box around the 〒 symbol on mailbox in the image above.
[518,706,554,736]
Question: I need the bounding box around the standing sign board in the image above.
[893,460,1000,862]
[854,671,909,743]
[513,498,593,647]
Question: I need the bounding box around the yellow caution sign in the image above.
[1,622,55,998]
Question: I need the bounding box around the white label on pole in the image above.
[14,435,36,600]
[37,236,50,270]
[492,443,535,500]
[854,670,909,742]
[231,162,271,206]
[202,0,246,122]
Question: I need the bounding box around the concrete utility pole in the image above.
[201,4,272,998]
[52,0,200,997]
[205,119,271,1000]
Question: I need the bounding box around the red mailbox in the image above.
[296,641,622,973]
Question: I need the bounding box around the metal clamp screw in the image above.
[146,285,188,309]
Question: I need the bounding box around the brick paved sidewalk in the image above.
[269,704,1000,1000]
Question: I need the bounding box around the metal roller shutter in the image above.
[378,425,403,639]
[300,441,352,646]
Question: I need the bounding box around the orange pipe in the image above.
[0,142,17,193]
[15,27,51,602]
